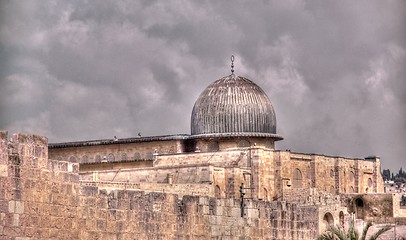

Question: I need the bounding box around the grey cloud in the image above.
[0,0,405,171]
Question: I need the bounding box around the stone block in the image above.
[198,196,208,205]
[8,201,15,213]
[0,153,7,165]
[0,200,7,213]
[245,201,254,208]
[230,207,241,217]
[247,208,259,219]
[12,214,19,226]
[67,163,73,172]
[57,162,68,171]
[215,206,223,216]
[80,186,98,197]
[0,165,7,177]
[201,205,209,215]
[15,201,24,214]
[211,224,222,237]
[226,198,234,206]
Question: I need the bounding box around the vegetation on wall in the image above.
[317,220,392,240]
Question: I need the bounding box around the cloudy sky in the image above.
[0,0,405,171]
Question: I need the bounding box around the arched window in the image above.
[208,141,219,152]
[95,155,101,163]
[82,155,89,163]
[215,185,221,198]
[69,156,77,163]
[293,168,303,188]
[323,212,334,227]
[121,153,128,161]
[134,152,141,160]
[107,153,115,162]
[145,152,153,160]
[237,139,250,148]
[368,178,373,188]
[330,186,336,194]
[339,211,344,226]
[265,141,274,149]
[355,198,364,219]
[349,171,354,182]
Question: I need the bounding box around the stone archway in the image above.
[355,198,365,219]
[215,185,221,198]
[208,141,219,152]
[339,211,344,226]
[69,156,77,163]
[237,139,250,148]
[293,168,303,188]
[323,212,334,228]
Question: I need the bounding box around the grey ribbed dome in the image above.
[191,74,277,136]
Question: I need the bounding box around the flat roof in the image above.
[48,132,283,148]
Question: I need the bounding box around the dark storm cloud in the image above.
[0,0,405,171]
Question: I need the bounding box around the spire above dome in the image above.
[230,55,235,74]
[191,73,281,139]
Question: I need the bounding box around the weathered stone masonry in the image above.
[2,70,405,239]
[0,132,81,239]
[1,132,320,239]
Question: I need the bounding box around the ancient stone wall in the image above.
[81,164,213,185]
[365,223,406,240]
[393,193,406,218]
[1,132,321,239]
[78,188,319,239]
[81,181,211,198]
[50,137,384,203]
[336,158,357,193]
[194,137,275,152]
[154,150,251,167]
[357,159,376,193]
[49,139,181,164]
[79,148,261,200]
[255,148,275,201]
[79,160,153,173]
[211,167,227,198]
[275,151,383,197]
[343,194,394,223]
[283,188,312,202]
[0,132,81,239]
[318,204,347,233]
[314,155,339,193]
[49,136,276,166]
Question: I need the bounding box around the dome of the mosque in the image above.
[191,74,278,137]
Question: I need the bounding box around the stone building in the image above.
[49,73,385,198]
[1,65,406,239]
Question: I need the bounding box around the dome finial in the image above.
[231,55,235,74]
